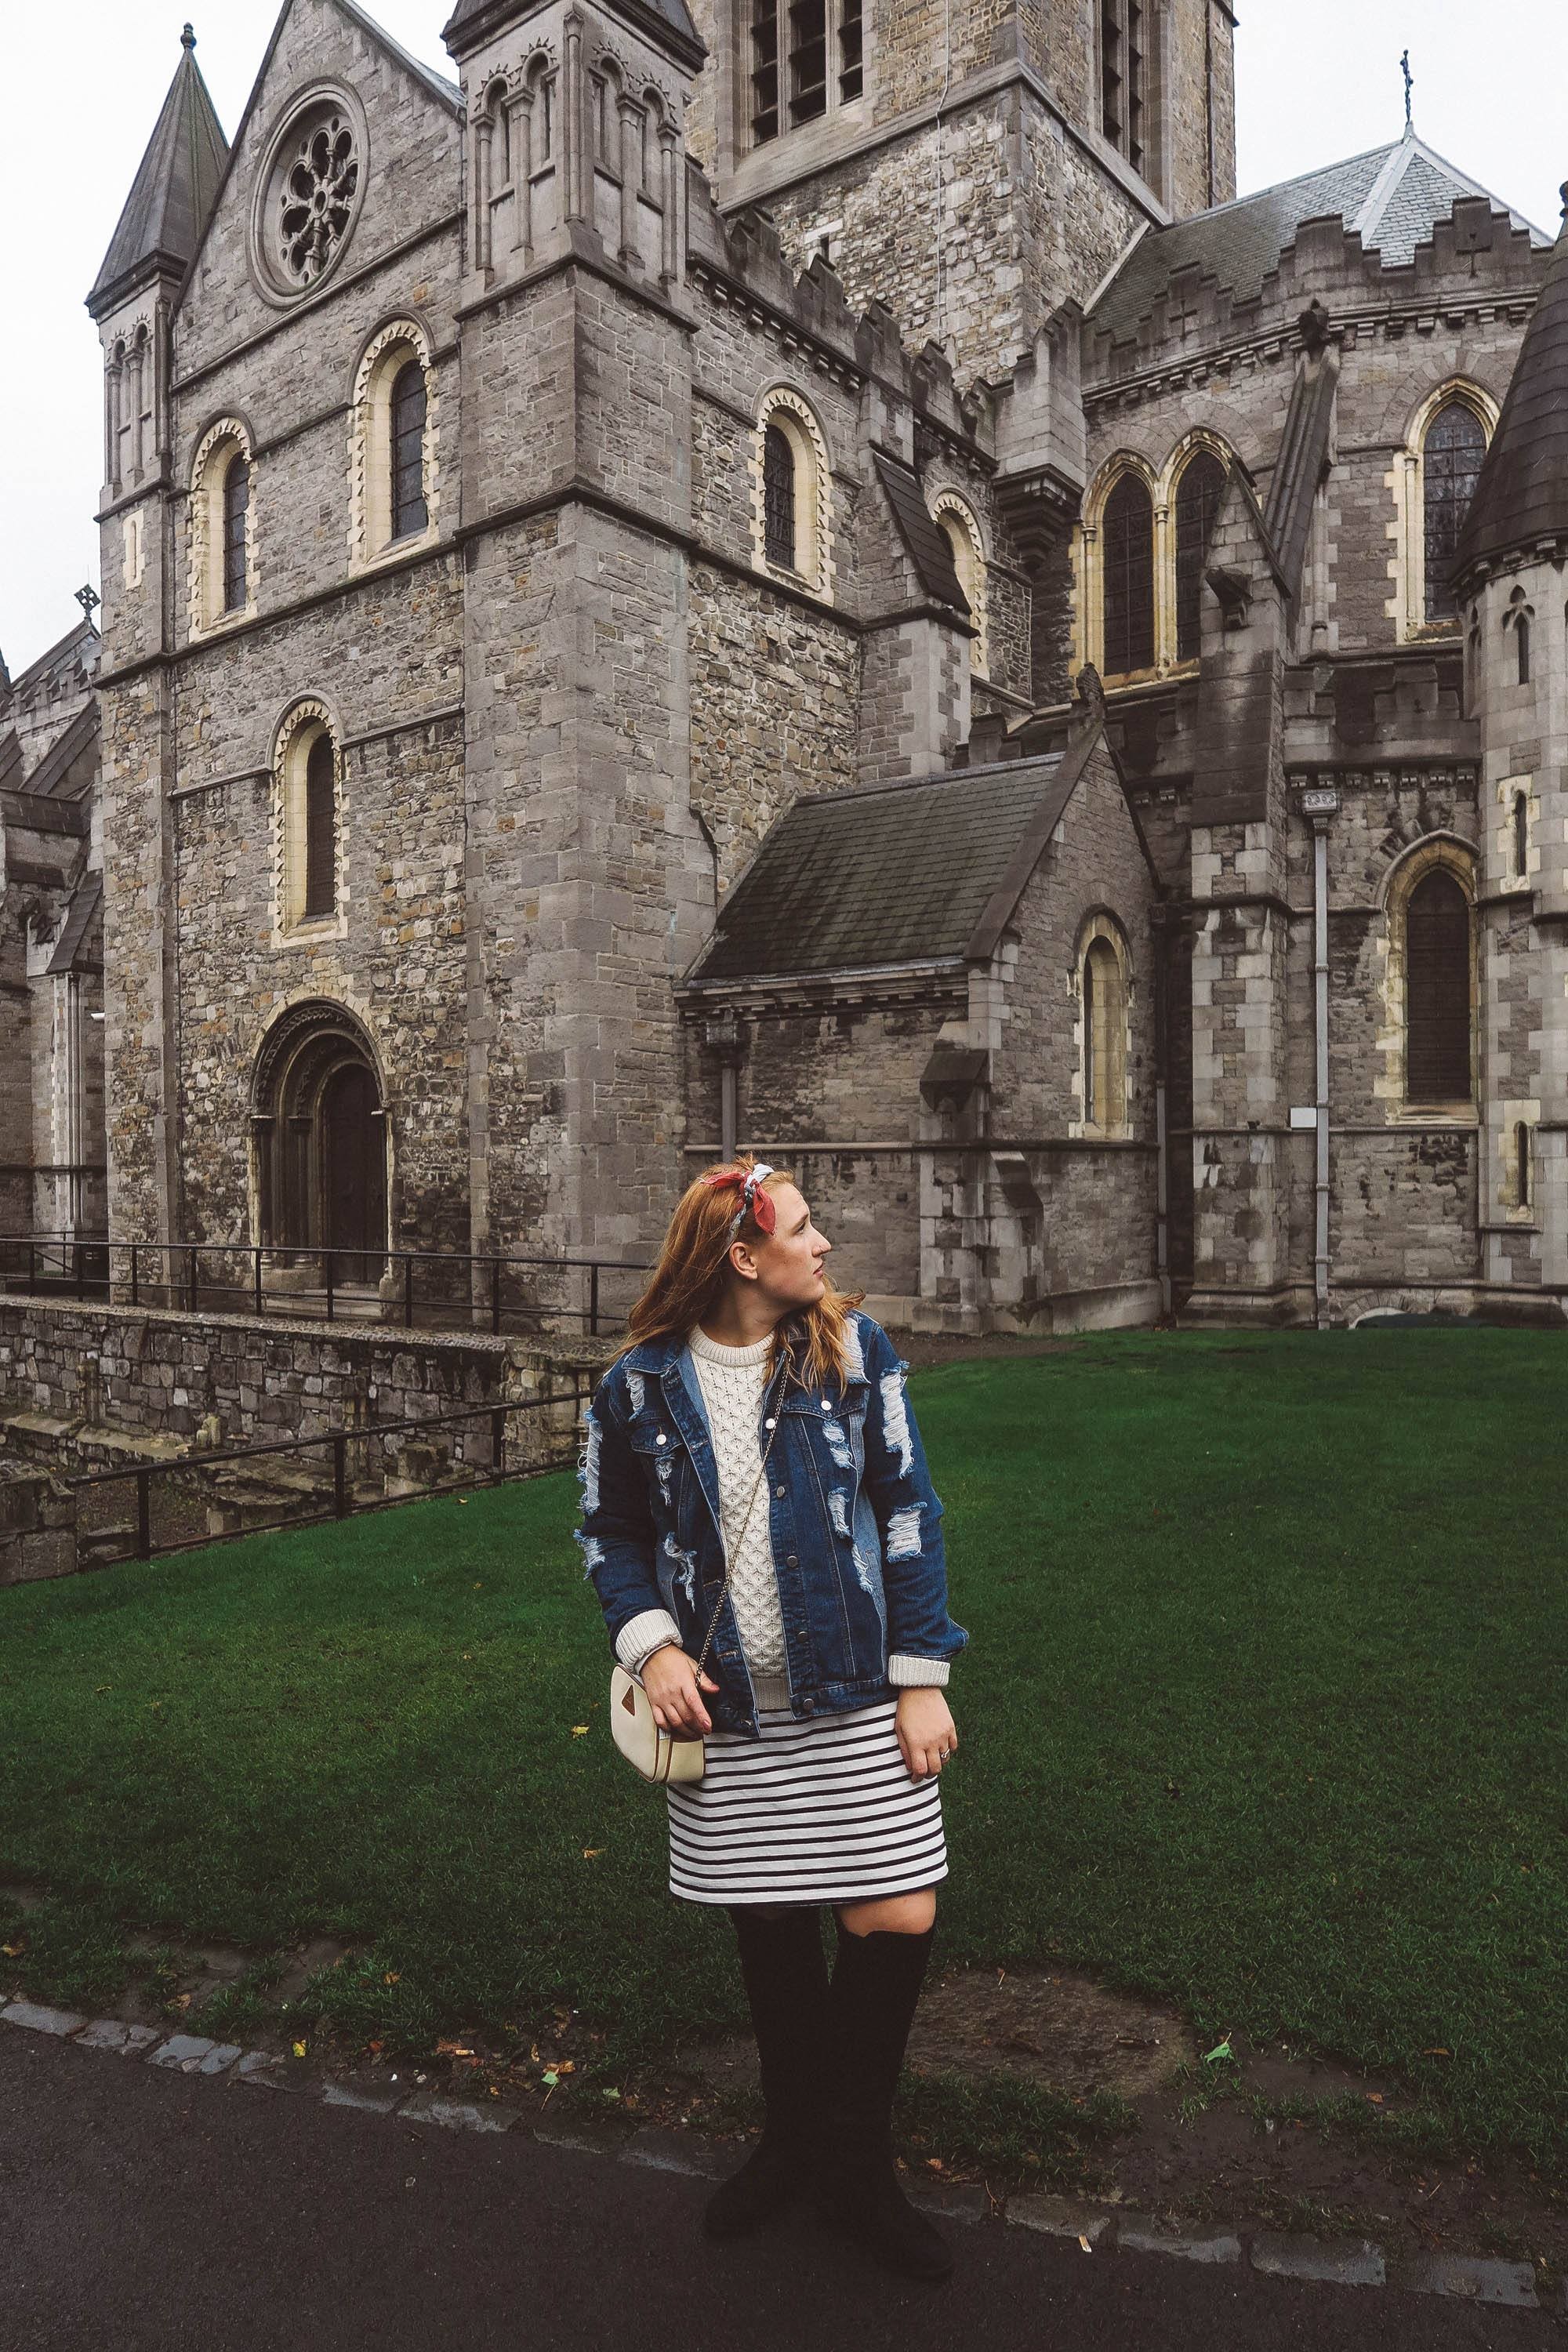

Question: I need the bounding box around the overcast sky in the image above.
[2,0,1563,676]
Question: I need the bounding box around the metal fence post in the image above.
[333,1432,348,1519]
[254,1246,263,1319]
[187,1245,198,1312]
[491,1258,501,1335]
[491,1404,505,1479]
[136,1471,151,1562]
[590,1261,600,1337]
[325,1250,335,1325]
[129,1242,138,1307]
[404,1254,414,1328]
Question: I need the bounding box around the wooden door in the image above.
[321,1062,385,1284]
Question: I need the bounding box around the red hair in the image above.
[621,1156,864,1386]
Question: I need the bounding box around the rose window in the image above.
[278,112,359,287]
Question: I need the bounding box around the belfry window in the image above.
[1404,868,1472,1102]
[221,454,249,615]
[1102,474,1156,675]
[1101,0,1146,175]
[764,423,797,568]
[303,734,338,921]
[751,0,862,144]
[390,359,428,543]
[1174,451,1226,662]
[1422,401,1486,622]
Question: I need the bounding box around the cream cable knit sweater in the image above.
[613,1325,951,1698]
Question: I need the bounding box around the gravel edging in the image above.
[3,2001,1559,2316]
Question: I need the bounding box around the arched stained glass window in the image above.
[303,733,338,921]
[1405,868,1471,1101]
[1174,451,1226,661]
[1423,402,1486,622]
[1102,474,1155,675]
[390,359,428,542]
[764,423,797,569]
[222,455,249,615]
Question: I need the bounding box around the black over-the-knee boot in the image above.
[702,1905,830,2239]
[815,1917,953,2281]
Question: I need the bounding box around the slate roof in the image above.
[686,746,1092,985]
[873,455,969,611]
[24,705,99,802]
[1455,220,1568,579]
[1091,131,1548,346]
[46,879,104,979]
[89,29,229,314]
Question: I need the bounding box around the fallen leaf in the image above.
[1421,2048,1451,2057]
[1078,2234,1094,2254]
[925,2158,943,2172]
[571,1726,590,1737]
[582,1848,603,1860]
[0,1942,24,1958]
[384,1971,401,1985]
[1364,2092,1385,2105]
[542,2070,559,2087]
[1202,2038,1232,2064]
[172,1993,192,2012]
[292,2040,307,2059]
[436,2039,474,2059]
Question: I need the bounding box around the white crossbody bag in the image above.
[609,1388,785,1785]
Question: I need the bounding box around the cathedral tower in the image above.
[1454,195,1568,1298]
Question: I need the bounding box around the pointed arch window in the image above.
[1422,401,1487,622]
[1083,931,1129,1128]
[1404,867,1472,1102]
[1174,451,1226,662]
[390,359,429,542]
[764,424,797,568]
[1102,474,1155,675]
[221,454,250,615]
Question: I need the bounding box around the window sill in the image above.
[759,556,826,602]
[1392,1105,1479,1127]
[191,604,256,643]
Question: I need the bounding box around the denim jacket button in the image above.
[775,1485,786,1498]
[655,1434,666,1445]
[786,1553,798,1566]
[764,1417,777,1429]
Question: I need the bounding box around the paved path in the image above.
[0,2029,1559,2352]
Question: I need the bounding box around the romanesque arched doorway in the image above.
[253,1002,388,1286]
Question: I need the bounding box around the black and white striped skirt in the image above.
[666,1696,949,1906]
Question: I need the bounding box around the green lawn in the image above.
[2,1329,1565,2183]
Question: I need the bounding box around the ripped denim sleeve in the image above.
[858,1319,968,1668]
[573,1379,668,1653]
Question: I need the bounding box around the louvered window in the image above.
[1174,452,1225,662]
[1102,0,1145,173]
[1404,869,1471,1101]
[390,359,428,542]
[1422,402,1486,622]
[764,424,797,568]
[751,0,862,144]
[222,455,249,615]
[1102,474,1155,674]
[303,733,337,920]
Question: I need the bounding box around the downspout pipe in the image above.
[1302,789,1340,1326]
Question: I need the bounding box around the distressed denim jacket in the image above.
[575,1310,967,1738]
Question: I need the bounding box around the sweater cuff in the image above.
[615,1609,683,1676]
[887,1653,951,1689]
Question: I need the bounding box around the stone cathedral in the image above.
[79,0,1568,1334]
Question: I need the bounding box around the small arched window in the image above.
[221,454,250,615]
[1404,867,1472,1102]
[933,494,988,676]
[1102,474,1155,675]
[390,360,429,543]
[303,734,338,921]
[1083,935,1127,1127]
[1515,1121,1532,1212]
[1174,452,1226,662]
[764,423,796,568]
[1513,789,1529,880]
[1423,401,1487,622]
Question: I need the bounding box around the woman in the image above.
[576,1157,966,2282]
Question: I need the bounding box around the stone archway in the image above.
[253,1002,388,1284]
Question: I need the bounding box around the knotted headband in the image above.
[701,1160,777,1237]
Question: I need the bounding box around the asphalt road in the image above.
[0,2029,1559,2352]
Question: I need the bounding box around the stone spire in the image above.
[87,25,229,318]
[1453,193,1568,586]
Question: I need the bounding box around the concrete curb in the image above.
[1,2001,1559,2314]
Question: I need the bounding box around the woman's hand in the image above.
[641,1645,720,1737]
[896,1687,957,1781]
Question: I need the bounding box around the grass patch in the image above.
[1,1328,1565,2182]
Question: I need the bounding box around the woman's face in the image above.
[738,1178,832,1309]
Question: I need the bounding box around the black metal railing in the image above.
[0,1236,651,1339]
[71,1384,590,1566]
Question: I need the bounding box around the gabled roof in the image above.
[443,0,702,70]
[89,28,229,317]
[1091,129,1549,347]
[873,455,969,612]
[1455,216,1568,581]
[685,734,1102,988]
